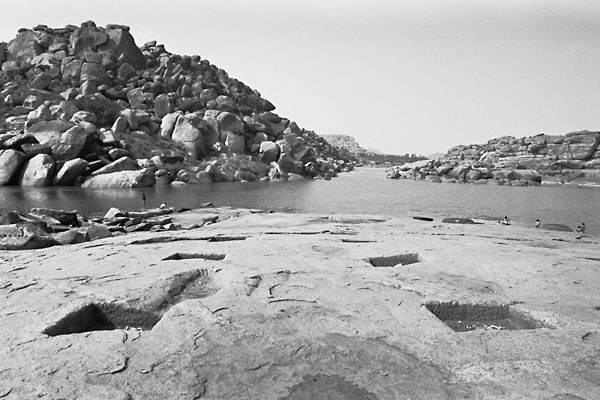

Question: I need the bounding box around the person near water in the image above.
[581,223,586,234]
[142,193,147,209]
[535,219,540,228]
[576,225,582,234]
[500,216,510,225]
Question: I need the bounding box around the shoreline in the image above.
[1,207,599,399]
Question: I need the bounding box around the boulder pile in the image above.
[0,206,216,250]
[388,131,600,186]
[0,21,353,188]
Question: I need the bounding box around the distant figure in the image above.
[159,202,167,209]
[581,223,586,234]
[500,216,510,225]
[142,193,147,209]
[535,219,540,228]
[576,226,582,234]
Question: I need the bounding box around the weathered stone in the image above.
[21,143,52,157]
[117,62,137,81]
[0,149,27,185]
[98,26,145,70]
[225,133,245,154]
[160,112,181,139]
[127,88,146,109]
[91,156,139,175]
[17,153,55,186]
[277,152,303,175]
[258,141,280,164]
[53,158,89,186]
[153,94,173,119]
[171,116,205,160]
[6,30,43,63]
[81,168,156,188]
[80,62,109,84]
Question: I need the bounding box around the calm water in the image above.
[1,168,599,233]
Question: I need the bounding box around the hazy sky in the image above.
[2,0,600,155]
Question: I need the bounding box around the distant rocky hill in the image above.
[389,131,600,187]
[321,134,368,155]
[321,134,426,166]
[0,21,354,188]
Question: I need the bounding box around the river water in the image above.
[1,168,599,234]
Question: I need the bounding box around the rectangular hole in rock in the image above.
[162,253,225,261]
[369,253,420,267]
[424,301,549,332]
[42,303,161,337]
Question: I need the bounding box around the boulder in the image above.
[27,120,91,161]
[79,223,112,241]
[17,153,55,186]
[6,30,43,63]
[53,158,89,186]
[277,152,303,175]
[258,141,280,164]
[91,156,139,175]
[160,112,182,139]
[53,229,88,245]
[225,133,245,154]
[81,168,156,188]
[171,116,205,160]
[98,26,146,70]
[0,234,57,250]
[29,208,79,226]
[0,149,27,185]
[507,169,542,183]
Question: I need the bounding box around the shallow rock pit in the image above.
[162,253,226,261]
[43,303,161,336]
[424,301,549,332]
[369,253,420,267]
[44,269,218,336]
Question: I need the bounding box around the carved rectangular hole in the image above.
[42,303,161,337]
[424,301,549,332]
[369,253,420,267]
[162,253,225,261]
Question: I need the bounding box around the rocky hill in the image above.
[321,134,368,155]
[388,131,600,187]
[0,21,354,188]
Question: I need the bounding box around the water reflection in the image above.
[1,169,599,233]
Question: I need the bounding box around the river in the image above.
[1,168,599,234]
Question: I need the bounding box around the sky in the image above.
[2,0,600,156]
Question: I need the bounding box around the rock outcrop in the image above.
[0,22,354,188]
[388,131,600,187]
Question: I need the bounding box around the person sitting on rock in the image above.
[535,219,540,228]
[500,216,510,225]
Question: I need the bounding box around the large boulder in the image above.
[6,30,43,63]
[26,120,91,161]
[171,116,205,160]
[81,168,156,188]
[16,154,56,186]
[507,169,542,183]
[53,158,89,186]
[0,149,27,185]
[98,25,146,70]
[225,133,245,154]
[258,141,280,164]
[277,152,303,175]
[91,156,139,175]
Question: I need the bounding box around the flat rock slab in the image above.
[0,208,599,399]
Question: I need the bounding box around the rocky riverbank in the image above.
[0,21,354,189]
[1,207,599,399]
[388,131,600,187]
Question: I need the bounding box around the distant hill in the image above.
[321,134,426,166]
